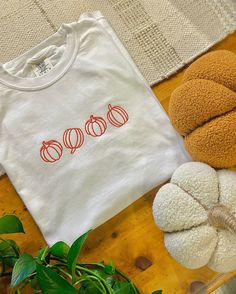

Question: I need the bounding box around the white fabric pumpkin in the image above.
[153,162,236,273]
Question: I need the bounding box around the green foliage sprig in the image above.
[0,215,141,294]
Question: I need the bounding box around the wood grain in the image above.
[0,31,236,294]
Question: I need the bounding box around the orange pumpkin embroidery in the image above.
[40,140,63,163]
[107,104,129,128]
[63,128,84,154]
[85,115,107,137]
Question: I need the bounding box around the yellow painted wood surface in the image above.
[0,32,236,294]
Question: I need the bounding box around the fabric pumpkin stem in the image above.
[209,204,236,234]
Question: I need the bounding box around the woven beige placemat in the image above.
[0,0,235,85]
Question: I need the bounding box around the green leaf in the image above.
[79,285,101,294]
[78,285,101,294]
[152,291,162,294]
[84,267,115,288]
[0,238,20,254]
[1,255,17,268]
[68,230,91,283]
[36,263,78,294]
[79,276,103,294]
[104,260,115,275]
[0,215,24,234]
[30,276,41,291]
[11,253,36,288]
[0,239,12,251]
[50,241,70,259]
[78,288,86,294]
[113,281,132,294]
[0,239,20,267]
[0,239,18,254]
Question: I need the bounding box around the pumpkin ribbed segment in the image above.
[185,110,236,168]
[183,50,236,91]
[169,79,236,136]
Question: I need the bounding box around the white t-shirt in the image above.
[0,12,189,245]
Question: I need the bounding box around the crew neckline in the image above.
[0,23,79,91]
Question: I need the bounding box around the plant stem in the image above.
[114,268,130,281]
[76,265,114,294]
[114,268,140,294]
[77,263,139,293]
[86,275,107,293]
[40,246,49,262]
[13,279,30,294]
[79,261,138,291]
[79,262,105,268]
[50,263,67,268]
[50,256,66,263]
[75,273,107,293]
[18,279,30,290]
[0,255,17,259]
[50,265,72,280]
[73,277,88,286]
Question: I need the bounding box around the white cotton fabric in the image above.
[0,12,189,245]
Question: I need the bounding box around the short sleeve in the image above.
[0,164,5,176]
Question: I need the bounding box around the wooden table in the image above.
[1,32,236,294]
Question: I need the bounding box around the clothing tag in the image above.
[32,58,54,77]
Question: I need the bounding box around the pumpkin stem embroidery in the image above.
[90,115,95,122]
[208,204,236,234]
[42,141,47,148]
[107,104,129,128]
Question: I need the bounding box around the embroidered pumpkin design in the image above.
[107,104,129,128]
[85,115,107,137]
[63,128,84,154]
[40,140,63,163]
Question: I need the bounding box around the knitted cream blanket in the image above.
[0,0,235,85]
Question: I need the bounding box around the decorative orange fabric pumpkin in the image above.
[169,50,236,168]
[107,104,129,128]
[85,115,107,137]
[63,128,84,154]
[40,140,63,163]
